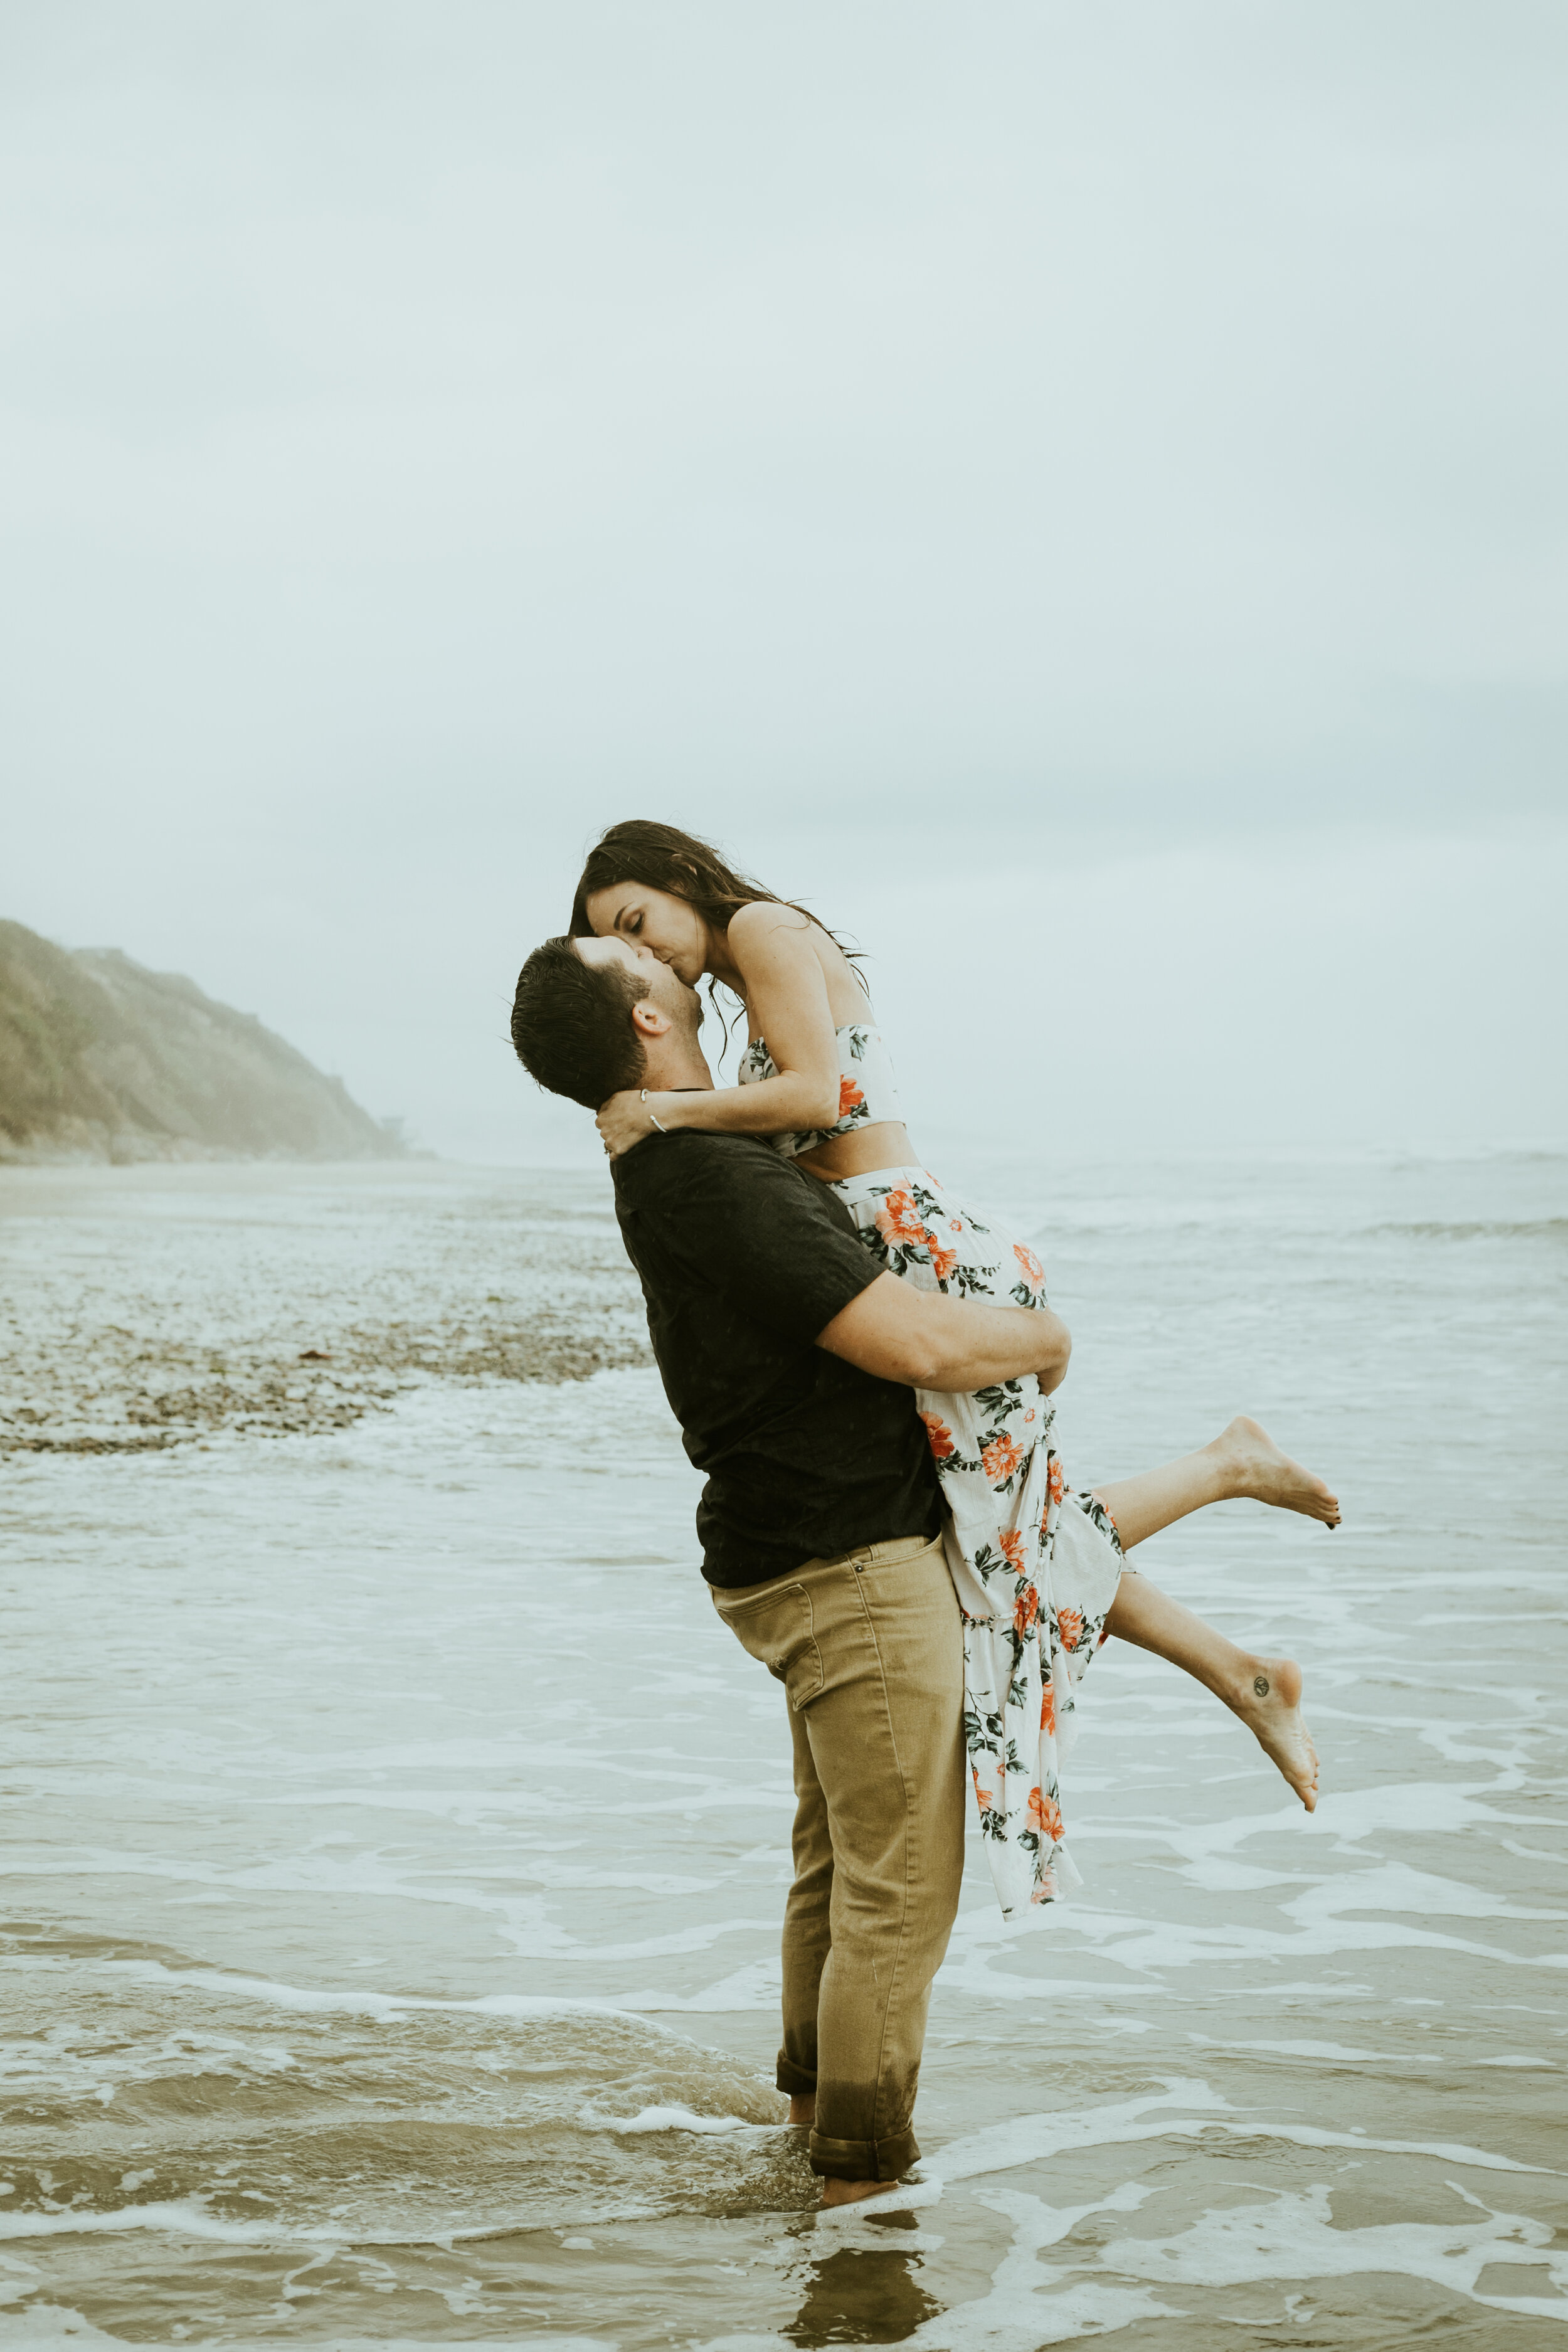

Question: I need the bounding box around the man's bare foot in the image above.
[1231,1653,1318,1809]
[821,2175,902,2208]
[793,2098,905,2204]
[1214,1416,1340,1527]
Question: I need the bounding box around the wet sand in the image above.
[2,1148,1565,2345]
[0,1161,649,1453]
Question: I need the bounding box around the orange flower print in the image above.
[1027,1786,1064,1842]
[919,1411,955,1461]
[839,1074,866,1119]
[875,1188,926,1248]
[981,1431,1023,1485]
[822,1158,1124,1919]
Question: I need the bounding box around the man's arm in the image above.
[816,1271,1072,1395]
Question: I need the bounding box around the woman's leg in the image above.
[1093,1416,1338,1552]
[1085,1418,1332,1811]
[1102,1569,1318,1809]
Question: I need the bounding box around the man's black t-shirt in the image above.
[612,1131,940,1587]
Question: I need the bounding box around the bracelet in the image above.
[640,1089,668,1134]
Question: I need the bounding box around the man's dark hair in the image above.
[510,936,647,1110]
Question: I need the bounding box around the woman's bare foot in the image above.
[788,2092,815,2128]
[1214,1416,1340,1527]
[1231,1653,1318,1809]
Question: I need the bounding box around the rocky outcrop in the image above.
[0,920,403,1163]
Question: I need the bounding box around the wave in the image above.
[1365,1217,1568,1241]
[0,1966,805,2241]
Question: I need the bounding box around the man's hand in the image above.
[817,1273,1071,1396]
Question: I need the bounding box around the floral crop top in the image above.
[737,1023,905,1159]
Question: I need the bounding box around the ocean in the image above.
[1,1144,1564,2348]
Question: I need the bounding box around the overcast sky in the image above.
[4,0,1564,1163]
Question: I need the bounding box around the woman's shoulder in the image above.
[726,899,814,956]
[728,902,864,1004]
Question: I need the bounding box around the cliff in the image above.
[0,920,404,1163]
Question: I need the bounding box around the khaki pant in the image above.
[711,1532,965,2181]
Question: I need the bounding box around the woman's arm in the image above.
[596,905,845,1157]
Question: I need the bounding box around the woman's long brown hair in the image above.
[568,820,866,1022]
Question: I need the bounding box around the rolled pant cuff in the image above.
[775,2055,817,2097]
[807,2126,920,2182]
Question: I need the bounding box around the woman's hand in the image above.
[595,1090,666,1158]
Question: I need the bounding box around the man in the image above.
[509,931,1071,2206]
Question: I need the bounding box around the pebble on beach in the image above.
[0,1168,651,1454]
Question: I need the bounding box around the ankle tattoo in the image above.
[1253,1673,1270,1697]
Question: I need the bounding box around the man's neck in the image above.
[640,1045,714,1093]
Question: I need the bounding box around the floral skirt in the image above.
[829,1164,1125,1920]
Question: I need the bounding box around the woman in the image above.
[573,820,1338,1920]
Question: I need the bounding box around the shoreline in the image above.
[0,1160,648,1456]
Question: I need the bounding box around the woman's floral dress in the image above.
[830,1167,1125,1920]
[739,1025,1125,1921]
